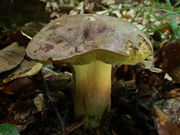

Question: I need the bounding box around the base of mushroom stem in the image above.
[75,104,110,129]
[73,60,112,129]
[83,115,103,129]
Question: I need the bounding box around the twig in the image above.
[65,121,84,135]
[40,71,66,134]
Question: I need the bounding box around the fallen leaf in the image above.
[0,42,25,73]
[167,88,180,97]
[0,77,33,95]
[154,88,180,135]
[3,60,43,84]
[154,107,180,135]
[122,13,132,19]
[154,40,180,83]
[34,93,46,112]
[8,99,37,131]
[21,21,46,39]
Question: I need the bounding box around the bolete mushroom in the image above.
[26,14,153,128]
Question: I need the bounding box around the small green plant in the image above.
[0,123,20,135]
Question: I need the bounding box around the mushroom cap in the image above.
[26,14,153,65]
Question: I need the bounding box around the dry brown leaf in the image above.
[0,42,25,73]
[8,99,37,131]
[34,93,46,112]
[154,107,180,135]
[154,88,180,135]
[3,60,43,84]
[0,77,33,95]
[154,40,180,83]
[21,21,46,39]
[167,88,180,97]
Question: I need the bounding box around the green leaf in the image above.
[0,123,20,135]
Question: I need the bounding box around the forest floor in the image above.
[0,0,180,135]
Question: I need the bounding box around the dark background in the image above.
[0,0,50,31]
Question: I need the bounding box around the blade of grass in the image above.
[165,0,180,39]
[142,12,174,30]
[130,1,149,23]
[175,1,180,7]
[101,6,180,15]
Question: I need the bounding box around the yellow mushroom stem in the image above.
[72,60,112,128]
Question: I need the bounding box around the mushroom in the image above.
[26,14,153,128]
